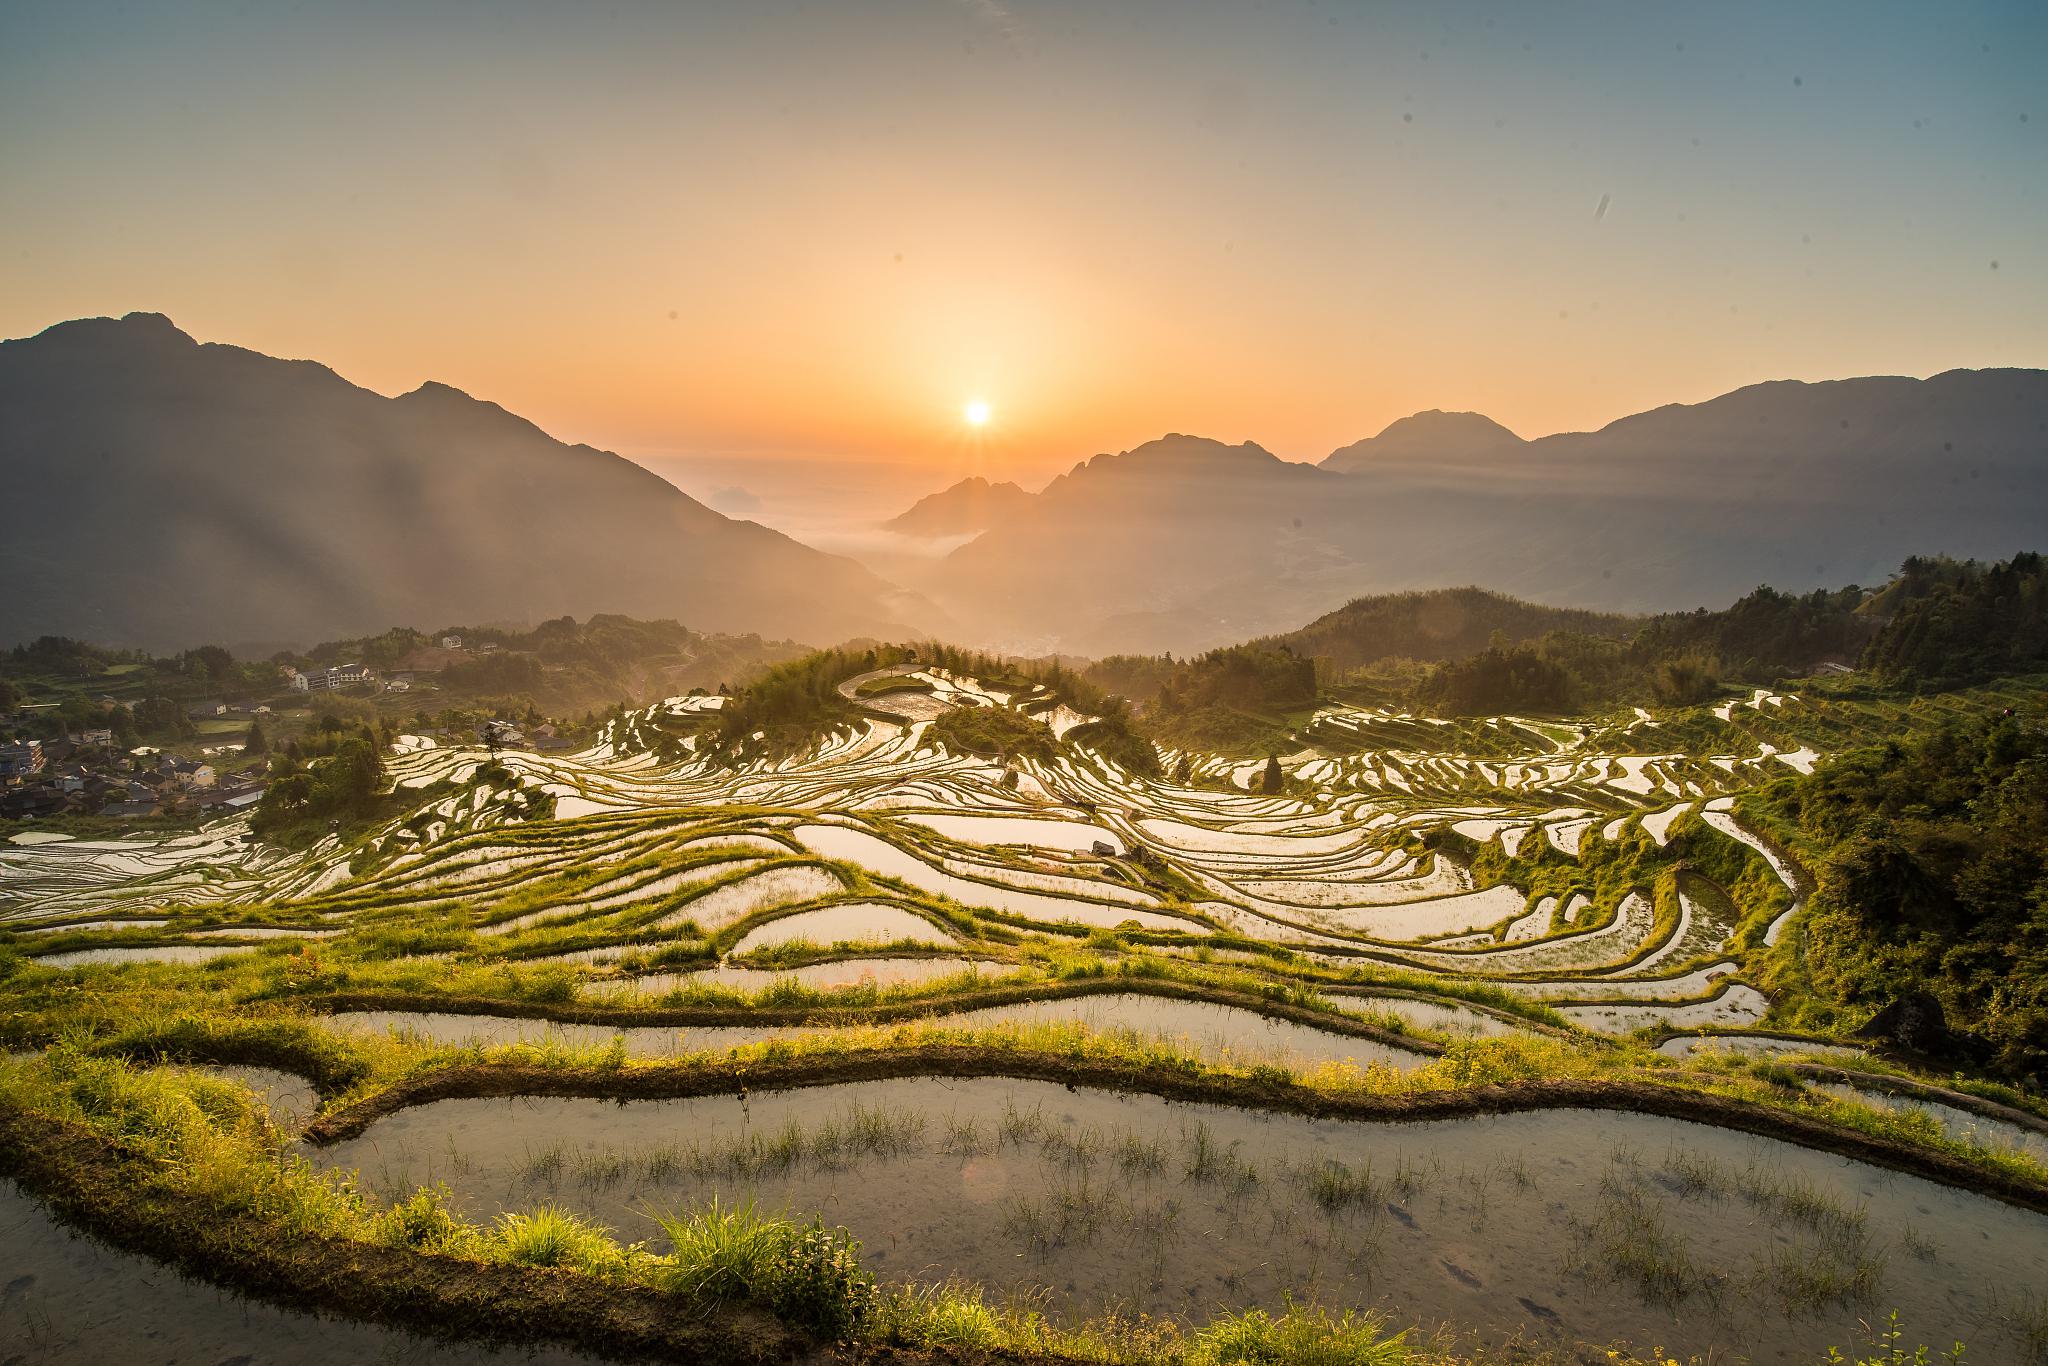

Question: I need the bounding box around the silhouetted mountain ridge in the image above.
[904,369,2048,655]
[0,312,918,651]
[882,476,1035,538]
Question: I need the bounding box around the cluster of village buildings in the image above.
[1,634,527,823]
[0,729,262,821]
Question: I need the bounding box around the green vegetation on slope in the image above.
[1083,557,2048,735]
[1262,587,1636,677]
[1757,708,2048,1080]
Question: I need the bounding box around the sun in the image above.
[963,398,991,428]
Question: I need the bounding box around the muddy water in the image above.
[313,1077,2048,1365]
[323,992,1426,1070]
[0,1181,602,1364]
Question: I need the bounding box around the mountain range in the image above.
[6,312,2045,660]
[0,314,919,652]
[888,372,2048,655]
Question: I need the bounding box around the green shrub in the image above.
[371,1184,472,1254]
[660,1197,790,1301]
[659,1199,876,1338]
[763,1219,879,1338]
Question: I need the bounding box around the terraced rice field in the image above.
[0,682,1835,1026]
[5,673,2046,1362]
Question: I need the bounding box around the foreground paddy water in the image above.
[0,1181,604,1365]
[314,1077,2048,1365]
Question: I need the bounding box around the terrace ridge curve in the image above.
[300,975,1448,1052]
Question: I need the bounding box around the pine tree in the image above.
[243,717,269,755]
[1260,753,1285,794]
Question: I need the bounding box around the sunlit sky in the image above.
[3,1,2042,483]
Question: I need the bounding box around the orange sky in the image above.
[3,3,2041,481]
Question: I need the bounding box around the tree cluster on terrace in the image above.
[251,715,397,837]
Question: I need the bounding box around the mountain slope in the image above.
[1259,587,1636,672]
[909,373,2048,655]
[882,476,1035,538]
[0,313,919,651]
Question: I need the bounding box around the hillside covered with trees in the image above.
[1759,710,2048,1079]
[1081,556,2047,733]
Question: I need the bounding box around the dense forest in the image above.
[711,646,915,753]
[1762,712,2048,1079]
[1859,552,2048,686]
[1087,646,1317,751]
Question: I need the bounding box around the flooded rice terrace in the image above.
[0,1181,604,1365]
[327,990,1429,1069]
[316,1077,2048,1364]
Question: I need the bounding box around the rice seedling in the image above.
[1569,1172,1722,1309]
[571,1145,631,1190]
[516,1140,566,1188]
[1300,1158,1384,1215]
[940,1113,986,1156]
[1757,1238,1887,1315]
[1114,1130,1169,1176]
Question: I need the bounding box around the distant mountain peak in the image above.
[9,310,196,354]
[400,379,477,402]
[118,310,186,335]
[883,474,1035,538]
[1322,410,1525,472]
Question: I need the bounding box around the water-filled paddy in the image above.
[0,1181,603,1365]
[1555,983,1770,1033]
[321,991,1425,1069]
[728,902,952,952]
[315,1076,2048,1363]
[1322,989,1536,1038]
[1656,1032,1868,1062]
[30,943,257,968]
[185,1062,324,1133]
[1814,1081,2048,1165]
[586,955,1015,995]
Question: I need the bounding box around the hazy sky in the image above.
[3,1,2042,482]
